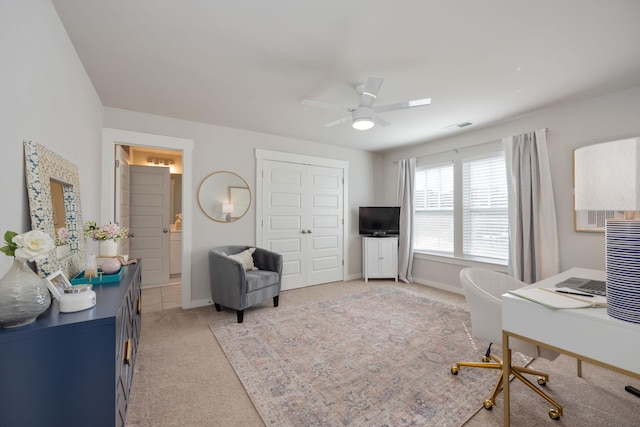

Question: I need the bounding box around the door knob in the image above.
[163,228,168,233]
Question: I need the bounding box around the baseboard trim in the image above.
[185,297,213,309]
[142,282,181,290]
[346,272,362,281]
[412,278,464,296]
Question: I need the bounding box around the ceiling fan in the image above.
[302,76,431,130]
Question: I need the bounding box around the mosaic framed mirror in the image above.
[24,140,85,278]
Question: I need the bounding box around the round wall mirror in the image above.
[198,171,251,223]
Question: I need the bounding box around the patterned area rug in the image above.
[210,287,521,427]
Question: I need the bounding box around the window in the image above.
[415,163,454,253]
[462,155,508,260]
[414,143,508,263]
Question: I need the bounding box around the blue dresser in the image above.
[0,262,142,427]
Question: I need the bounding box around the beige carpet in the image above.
[210,286,518,426]
[126,280,640,426]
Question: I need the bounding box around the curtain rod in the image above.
[392,128,548,164]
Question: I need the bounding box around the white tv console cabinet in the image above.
[362,236,398,282]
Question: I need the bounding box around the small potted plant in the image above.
[84,221,129,257]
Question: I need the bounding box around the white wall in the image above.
[8,0,636,301]
[0,1,103,276]
[382,86,640,292]
[103,108,380,302]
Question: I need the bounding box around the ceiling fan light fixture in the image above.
[353,118,374,130]
[352,107,374,130]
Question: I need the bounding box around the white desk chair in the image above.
[451,267,564,419]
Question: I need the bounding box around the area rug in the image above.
[210,287,523,427]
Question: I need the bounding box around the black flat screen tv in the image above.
[359,206,400,236]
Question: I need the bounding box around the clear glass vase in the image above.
[0,258,51,328]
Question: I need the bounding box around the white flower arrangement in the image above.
[1,230,56,262]
[84,221,129,241]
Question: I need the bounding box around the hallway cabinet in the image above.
[362,236,398,282]
[170,230,182,275]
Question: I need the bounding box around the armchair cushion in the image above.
[246,270,280,292]
[227,247,258,270]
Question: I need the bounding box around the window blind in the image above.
[414,163,454,253]
[462,154,508,260]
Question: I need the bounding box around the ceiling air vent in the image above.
[443,121,473,132]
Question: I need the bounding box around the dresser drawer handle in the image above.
[124,338,132,365]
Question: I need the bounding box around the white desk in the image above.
[502,267,640,426]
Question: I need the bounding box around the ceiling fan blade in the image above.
[324,115,352,127]
[374,116,390,127]
[359,76,384,108]
[302,99,351,113]
[363,76,384,97]
[374,98,431,114]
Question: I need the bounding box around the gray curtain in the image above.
[503,129,559,283]
[397,158,415,283]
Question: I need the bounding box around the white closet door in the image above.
[262,160,307,290]
[261,160,343,290]
[306,165,343,286]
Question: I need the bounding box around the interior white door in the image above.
[262,161,306,290]
[129,165,170,286]
[262,160,343,290]
[114,146,131,257]
[306,165,343,286]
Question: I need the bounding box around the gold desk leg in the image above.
[502,331,511,427]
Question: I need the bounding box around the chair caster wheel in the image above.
[450,366,459,375]
[537,376,547,386]
[549,409,560,420]
[483,399,494,410]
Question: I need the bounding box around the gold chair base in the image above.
[451,350,563,420]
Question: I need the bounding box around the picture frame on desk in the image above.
[45,270,72,299]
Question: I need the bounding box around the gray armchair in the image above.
[208,245,283,323]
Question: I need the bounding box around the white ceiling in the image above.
[52,0,640,153]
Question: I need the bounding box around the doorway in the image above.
[102,128,195,309]
[127,149,182,286]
